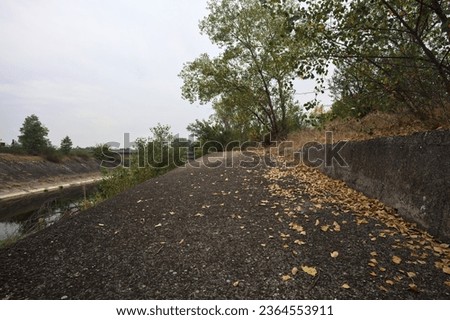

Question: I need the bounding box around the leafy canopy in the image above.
[180,0,306,140]
[18,114,50,155]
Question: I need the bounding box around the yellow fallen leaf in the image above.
[283,244,289,249]
[379,267,387,272]
[282,275,292,282]
[370,272,377,277]
[356,218,368,225]
[445,281,450,287]
[333,221,341,232]
[315,219,320,226]
[407,272,417,278]
[409,283,419,292]
[386,280,395,285]
[379,286,389,292]
[292,267,299,275]
[433,246,444,254]
[321,225,330,232]
[392,256,402,264]
[370,252,378,257]
[341,284,350,289]
[232,281,240,287]
[443,266,450,275]
[370,258,378,265]
[301,265,318,277]
[294,240,306,245]
[331,251,339,258]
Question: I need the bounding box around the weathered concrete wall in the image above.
[303,130,450,242]
[0,155,100,185]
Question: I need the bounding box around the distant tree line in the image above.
[0,114,90,162]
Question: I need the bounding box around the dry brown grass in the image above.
[288,111,450,149]
[0,153,44,162]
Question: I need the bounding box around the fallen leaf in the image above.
[379,267,387,272]
[315,219,320,226]
[195,213,204,217]
[261,244,267,247]
[443,266,450,275]
[179,239,185,245]
[290,223,304,233]
[292,267,299,275]
[356,218,369,225]
[445,281,450,287]
[321,225,330,232]
[386,280,395,285]
[433,246,444,254]
[232,281,240,287]
[331,251,339,258]
[341,284,350,289]
[281,275,292,282]
[370,272,377,277]
[154,223,162,228]
[379,286,389,292]
[407,272,417,278]
[409,283,419,292]
[301,265,317,277]
[294,240,306,245]
[370,252,378,257]
[333,221,341,232]
[392,256,402,264]
[370,258,378,265]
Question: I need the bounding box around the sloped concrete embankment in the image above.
[303,130,450,242]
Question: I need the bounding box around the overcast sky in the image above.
[0,0,331,148]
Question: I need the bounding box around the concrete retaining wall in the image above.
[303,130,450,242]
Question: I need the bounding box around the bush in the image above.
[42,147,64,163]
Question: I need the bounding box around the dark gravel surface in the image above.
[0,152,449,299]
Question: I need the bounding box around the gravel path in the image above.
[0,152,449,299]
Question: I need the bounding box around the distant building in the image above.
[0,139,5,147]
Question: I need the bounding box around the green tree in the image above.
[60,136,73,154]
[272,0,450,120]
[180,0,304,140]
[18,114,50,154]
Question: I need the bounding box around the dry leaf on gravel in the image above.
[379,286,388,292]
[341,284,350,289]
[407,272,417,278]
[232,281,240,287]
[445,281,450,287]
[321,225,330,232]
[294,240,306,245]
[386,280,395,285]
[409,283,419,292]
[443,266,450,275]
[290,223,304,233]
[356,218,369,225]
[301,266,317,277]
[331,251,339,258]
[282,275,292,282]
[292,267,299,275]
[392,256,402,264]
[333,221,341,232]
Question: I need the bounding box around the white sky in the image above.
[0,0,331,147]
